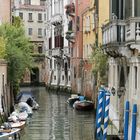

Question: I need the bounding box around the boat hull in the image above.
[0,128,20,138]
[74,101,94,111]
[10,121,26,129]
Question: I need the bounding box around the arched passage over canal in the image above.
[21,87,96,140]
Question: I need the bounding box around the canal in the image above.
[20,87,96,140]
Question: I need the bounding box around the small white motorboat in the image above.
[18,102,33,116]
[8,110,28,122]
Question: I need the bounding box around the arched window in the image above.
[25,0,31,5]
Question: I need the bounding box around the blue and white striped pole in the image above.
[103,91,110,140]
[131,104,137,140]
[124,101,129,140]
[96,87,105,139]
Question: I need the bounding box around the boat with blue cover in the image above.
[67,94,85,107]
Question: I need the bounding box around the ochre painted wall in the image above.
[98,0,109,45]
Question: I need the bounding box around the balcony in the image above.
[52,48,62,58]
[102,17,140,56]
[102,19,125,47]
[65,3,75,17]
[63,47,71,58]
[65,32,75,43]
[51,14,62,26]
[32,53,45,62]
[103,17,140,45]
[102,19,126,57]
[125,17,140,43]
[46,50,52,59]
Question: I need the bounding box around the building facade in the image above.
[45,0,71,89]
[102,0,140,139]
[13,0,46,85]
[0,60,9,115]
[0,0,11,24]
[0,1,11,115]
[65,0,91,94]
[82,0,96,99]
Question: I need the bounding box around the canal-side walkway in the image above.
[20,87,96,140]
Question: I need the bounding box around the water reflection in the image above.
[21,87,95,140]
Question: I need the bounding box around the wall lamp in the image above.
[117,87,125,98]
[111,87,125,98]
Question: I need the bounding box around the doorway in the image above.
[31,67,39,85]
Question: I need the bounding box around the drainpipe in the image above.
[131,104,137,140]
[124,100,129,140]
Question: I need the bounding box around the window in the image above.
[135,0,140,17]
[76,16,80,31]
[125,0,132,18]
[112,0,124,19]
[19,0,22,4]
[54,60,56,70]
[40,0,45,6]
[86,16,90,32]
[25,0,31,5]
[92,13,95,30]
[68,20,73,31]
[28,13,33,21]
[134,66,137,89]
[38,13,42,22]
[28,28,32,35]
[49,37,52,49]
[38,28,42,37]
[74,67,76,78]
[19,12,23,20]
[38,46,42,53]
[54,76,56,80]
[44,29,46,36]
[62,75,64,81]
[50,59,52,69]
[44,14,46,21]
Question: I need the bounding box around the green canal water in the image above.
[20,87,96,140]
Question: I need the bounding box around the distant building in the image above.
[65,0,90,94]
[102,0,140,139]
[45,0,71,89]
[13,0,47,85]
[0,0,12,24]
[0,0,11,115]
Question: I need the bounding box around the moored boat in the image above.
[73,100,94,111]
[67,97,80,107]
[8,111,28,122]
[0,128,20,138]
[9,121,26,129]
[67,94,86,107]
[16,91,39,110]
